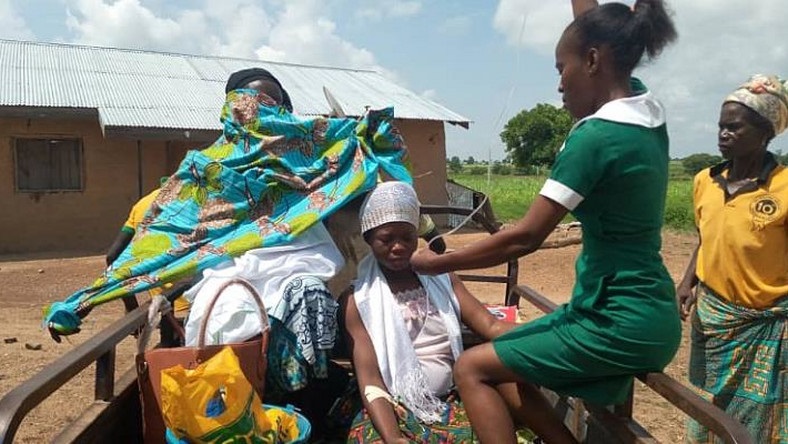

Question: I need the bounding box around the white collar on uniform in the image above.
[591,89,666,128]
[559,88,666,152]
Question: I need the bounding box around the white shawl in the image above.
[353,254,463,423]
[183,223,344,349]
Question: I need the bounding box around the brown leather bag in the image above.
[136,278,270,444]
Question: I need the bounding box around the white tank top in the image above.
[393,287,455,397]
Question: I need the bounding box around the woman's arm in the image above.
[106,229,134,266]
[341,291,406,443]
[451,273,516,341]
[676,242,700,321]
[572,0,599,17]
[411,195,568,275]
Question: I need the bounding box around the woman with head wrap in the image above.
[411,0,679,442]
[180,67,357,408]
[224,67,293,112]
[341,181,520,443]
[676,74,788,443]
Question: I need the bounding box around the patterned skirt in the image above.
[341,391,539,444]
[346,395,475,444]
[266,276,338,395]
[687,284,787,443]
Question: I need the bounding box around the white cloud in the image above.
[64,0,272,57]
[0,0,34,40]
[255,0,399,81]
[493,0,570,53]
[65,0,181,50]
[61,0,398,80]
[493,0,788,157]
[643,0,788,156]
[356,1,422,21]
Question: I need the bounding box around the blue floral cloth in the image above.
[267,276,338,393]
[44,89,411,338]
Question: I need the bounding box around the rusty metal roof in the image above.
[0,39,471,135]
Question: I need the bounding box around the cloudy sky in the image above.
[2,0,787,160]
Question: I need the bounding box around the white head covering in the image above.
[359,181,420,234]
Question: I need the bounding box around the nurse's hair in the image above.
[570,0,677,75]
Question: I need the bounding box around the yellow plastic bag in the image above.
[160,346,279,443]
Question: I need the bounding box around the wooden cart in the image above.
[0,202,752,443]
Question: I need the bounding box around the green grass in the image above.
[664,179,694,231]
[448,173,695,231]
[449,174,548,222]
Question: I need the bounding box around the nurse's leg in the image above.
[454,343,578,444]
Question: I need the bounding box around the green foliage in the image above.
[448,156,462,173]
[468,166,487,175]
[500,104,573,169]
[465,156,476,165]
[448,173,695,231]
[681,153,722,176]
[491,161,513,175]
[668,160,692,181]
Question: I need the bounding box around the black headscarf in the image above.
[225,68,293,112]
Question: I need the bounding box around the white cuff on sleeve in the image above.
[539,179,584,211]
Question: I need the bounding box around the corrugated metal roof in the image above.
[0,39,471,133]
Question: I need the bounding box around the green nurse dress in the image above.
[493,79,681,405]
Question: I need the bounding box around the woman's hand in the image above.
[676,243,700,321]
[572,0,599,17]
[410,247,441,275]
[677,284,697,321]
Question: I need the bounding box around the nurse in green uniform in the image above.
[410,0,680,442]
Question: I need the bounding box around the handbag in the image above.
[160,346,275,442]
[136,278,270,444]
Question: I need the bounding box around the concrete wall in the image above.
[0,117,452,254]
[0,117,188,254]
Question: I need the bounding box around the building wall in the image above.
[0,116,184,254]
[395,119,448,207]
[0,117,450,254]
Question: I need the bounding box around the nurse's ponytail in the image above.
[572,0,677,75]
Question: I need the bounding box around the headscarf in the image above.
[43,90,412,339]
[225,67,293,113]
[725,74,788,136]
[359,181,420,235]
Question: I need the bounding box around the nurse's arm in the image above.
[411,196,567,275]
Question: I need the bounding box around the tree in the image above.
[500,103,573,169]
[448,156,463,173]
[465,156,476,165]
[681,153,723,176]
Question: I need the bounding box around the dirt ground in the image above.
[0,229,698,443]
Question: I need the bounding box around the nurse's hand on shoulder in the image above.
[410,247,440,275]
[676,284,697,321]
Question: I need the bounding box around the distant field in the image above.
[448,170,695,231]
